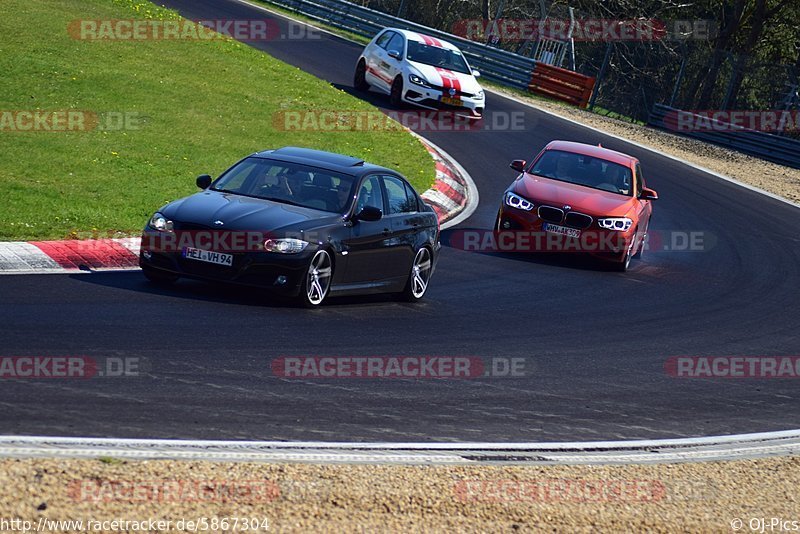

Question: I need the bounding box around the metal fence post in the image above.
[669,44,687,108]
[588,42,612,111]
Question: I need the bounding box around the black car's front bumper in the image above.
[139,230,317,296]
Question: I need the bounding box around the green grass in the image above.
[0,0,434,240]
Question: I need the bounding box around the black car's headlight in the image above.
[504,191,534,211]
[264,238,309,254]
[409,74,432,88]
[148,212,173,232]
[598,217,633,231]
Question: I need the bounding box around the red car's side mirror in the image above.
[640,187,658,201]
[509,160,526,173]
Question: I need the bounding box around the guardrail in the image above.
[529,63,595,108]
[648,104,800,170]
[263,0,536,89]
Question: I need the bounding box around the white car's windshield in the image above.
[406,41,470,74]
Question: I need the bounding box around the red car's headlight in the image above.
[598,217,633,231]
[505,191,534,211]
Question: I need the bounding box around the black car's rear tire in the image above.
[401,247,433,302]
[142,266,179,285]
[354,60,369,91]
[390,76,404,107]
[299,249,333,307]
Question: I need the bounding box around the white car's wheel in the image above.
[354,59,369,91]
[390,76,404,107]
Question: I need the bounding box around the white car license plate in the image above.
[543,223,581,238]
[182,247,233,266]
[440,95,463,106]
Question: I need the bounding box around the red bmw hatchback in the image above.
[495,140,659,271]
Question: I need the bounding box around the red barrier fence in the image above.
[528,63,596,108]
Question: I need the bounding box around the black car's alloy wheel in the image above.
[402,247,432,302]
[301,249,333,306]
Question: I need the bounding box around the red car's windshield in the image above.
[530,149,633,196]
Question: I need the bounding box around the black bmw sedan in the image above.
[139,147,440,306]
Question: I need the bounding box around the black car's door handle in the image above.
[382,228,391,236]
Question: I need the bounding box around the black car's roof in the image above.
[252,146,397,177]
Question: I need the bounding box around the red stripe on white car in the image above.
[435,68,461,93]
[415,33,444,49]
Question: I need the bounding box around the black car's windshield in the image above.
[212,157,356,213]
[531,150,633,196]
[406,41,470,74]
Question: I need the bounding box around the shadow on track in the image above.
[439,227,637,273]
[67,271,421,309]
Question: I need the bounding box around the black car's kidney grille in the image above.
[538,206,564,224]
[564,212,593,229]
[172,222,214,231]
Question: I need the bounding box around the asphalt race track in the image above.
[0,0,798,442]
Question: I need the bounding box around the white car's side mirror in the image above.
[472,70,481,78]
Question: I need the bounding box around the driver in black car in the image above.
[270,169,308,200]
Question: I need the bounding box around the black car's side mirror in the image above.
[387,50,402,61]
[196,174,212,189]
[510,160,526,173]
[354,206,382,222]
[640,187,659,201]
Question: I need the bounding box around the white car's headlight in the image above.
[409,74,432,88]
[505,191,534,211]
[148,212,173,232]
[264,238,309,254]
[476,90,484,99]
[598,217,633,231]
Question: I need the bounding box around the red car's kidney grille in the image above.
[538,206,564,224]
[564,212,593,229]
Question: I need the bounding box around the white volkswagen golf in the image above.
[354,28,485,118]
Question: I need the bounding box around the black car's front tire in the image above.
[401,247,433,302]
[141,265,179,285]
[299,249,333,307]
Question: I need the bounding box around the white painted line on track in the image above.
[1,430,799,465]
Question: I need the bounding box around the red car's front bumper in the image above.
[494,205,636,263]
